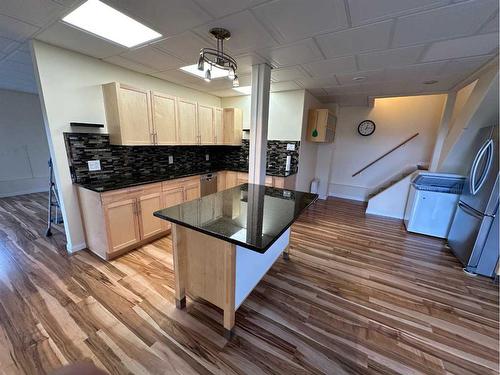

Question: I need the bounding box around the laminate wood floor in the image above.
[0,192,498,375]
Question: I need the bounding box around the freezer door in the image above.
[461,126,499,214]
[447,201,494,267]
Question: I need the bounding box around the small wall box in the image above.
[307,109,336,142]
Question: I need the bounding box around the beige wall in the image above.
[221,90,305,141]
[323,94,446,201]
[32,40,221,252]
[0,89,49,197]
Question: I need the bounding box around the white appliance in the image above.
[404,173,465,238]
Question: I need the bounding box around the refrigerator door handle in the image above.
[470,139,494,195]
[458,201,485,219]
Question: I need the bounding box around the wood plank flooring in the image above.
[0,192,498,374]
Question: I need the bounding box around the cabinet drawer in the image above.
[101,182,161,205]
[162,176,200,191]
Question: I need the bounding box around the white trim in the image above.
[66,242,86,253]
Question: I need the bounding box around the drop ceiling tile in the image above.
[383,61,447,82]
[335,69,386,85]
[0,0,65,27]
[252,0,348,43]
[347,0,449,26]
[195,0,267,18]
[120,47,185,71]
[257,39,323,67]
[422,33,499,61]
[271,66,308,81]
[296,77,339,89]
[316,21,393,59]
[393,0,498,47]
[0,14,39,41]
[0,59,34,76]
[103,55,157,74]
[302,56,357,77]
[234,53,266,74]
[480,13,499,33]
[151,69,204,84]
[307,88,328,97]
[441,55,494,75]
[6,49,32,66]
[210,88,245,97]
[0,36,19,54]
[194,11,277,54]
[270,81,301,92]
[36,21,126,59]
[105,0,211,37]
[357,45,425,71]
[153,31,205,61]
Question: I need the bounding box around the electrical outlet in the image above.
[168,155,174,164]
[205,153,210,161]
[286,143,295,151]
[87,160,101,171]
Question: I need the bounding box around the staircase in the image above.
[365,163,429,219]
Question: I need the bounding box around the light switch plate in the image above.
[168,155,174,164]
[205,153,209,161]
[286,143,295,151]
[87,160,101,171]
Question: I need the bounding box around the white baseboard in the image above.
[66,242,86,253]
[328,183,368,202]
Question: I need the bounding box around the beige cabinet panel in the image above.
[184,182,201,202]
[177,99,198,145]
[223,108,243,145]
[198,104,215,145]
[104,199,141,253]
[217,171,226,191]
[161,187,184,231]
[306,109,336,143]
[152,92,177,145]
[225,171,238,188]
[118,85,153,145]
[214,107,223,145]
[237,172,248,186]
[138,192,164,239]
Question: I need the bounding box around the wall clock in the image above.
[358,120,376,136]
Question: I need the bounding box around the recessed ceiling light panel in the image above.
[233,86,251,95]
[62,0,162,48]
[180,64,228,80]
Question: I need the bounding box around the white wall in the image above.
[221,90,305,141]
[32,41,222,252]
[323,94,446,201]
[296,90,322,192]
[0,89,50,197]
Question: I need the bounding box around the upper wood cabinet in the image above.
[306,109,336,143]
[177,98,198,145]
[151,92,177,145]
[103,82,153,145]
[223,108,243,145]
[103,82,243,146]
[197,104,215,145]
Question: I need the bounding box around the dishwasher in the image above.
[200,173,218,196]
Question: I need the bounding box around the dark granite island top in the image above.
[153,184,318,253]
[153,184,317,338]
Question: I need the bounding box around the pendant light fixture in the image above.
[197,28,238,85]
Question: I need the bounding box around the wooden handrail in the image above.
[352,133,419,177]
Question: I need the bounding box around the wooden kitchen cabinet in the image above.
[217,171,226,191]
[151,92,177,145]
[138,190,165,239]
[198,104,215,145]
[225,171,238,189]
[177,98,198,145]
[214,107,223,145]
[223,108,243,145]
[184,181,201,201]
[103,82,153,145]
[237,172,248,185]
[306,109,336,143]
[103,198,141,254]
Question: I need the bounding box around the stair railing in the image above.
[352,133,419,177]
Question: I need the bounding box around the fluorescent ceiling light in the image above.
[233,86,251,95]
[180,64,228,80]
[62,0,162,48]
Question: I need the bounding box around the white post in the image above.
[248,63,271,185]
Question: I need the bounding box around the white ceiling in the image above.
[0,0,497,104]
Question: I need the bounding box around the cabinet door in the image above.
[237,172,248,186]
[138,192,165,240]
[104,199,141,253]
[177,99,198,145]
[217,171,226,191]
[214,107,223,145]
[162,187,185,231]
[184,182,201,202]
[152,92,177,145]
[198,104,215,145]
[119,85,153,145]
[223,108,243,145]
[226,171,238,188]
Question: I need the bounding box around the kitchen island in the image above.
[154,183,317,338]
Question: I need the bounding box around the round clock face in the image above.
[358,120,376,136]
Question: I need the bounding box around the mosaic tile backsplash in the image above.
[64,133,300,184]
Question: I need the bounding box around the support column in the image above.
[248,63,271,185]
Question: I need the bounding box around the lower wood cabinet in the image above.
[103,198,141,253]
[138,191,165,239]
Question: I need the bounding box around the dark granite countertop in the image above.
[154,184,318,253]
[75,168,297,192]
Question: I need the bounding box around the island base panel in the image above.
[283,246,290,260]
[175,297,186,309]
[171,224,236,333]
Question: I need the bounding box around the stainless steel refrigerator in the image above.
[447,125,499,276]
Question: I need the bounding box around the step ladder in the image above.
[46,158,63,237]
